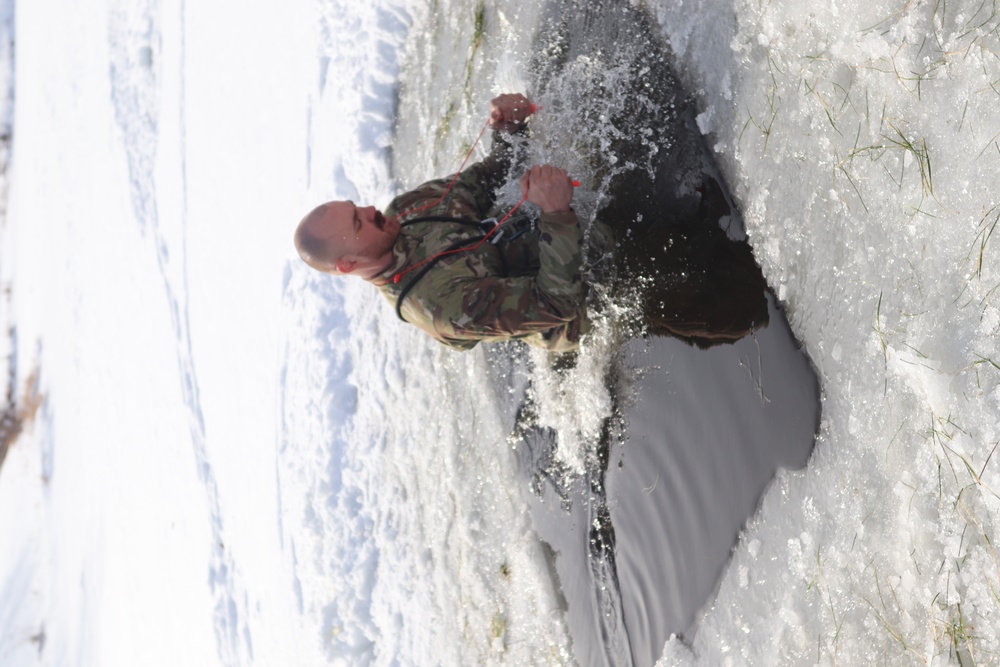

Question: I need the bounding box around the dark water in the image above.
[502,1,821,665]
[515,297,817,667]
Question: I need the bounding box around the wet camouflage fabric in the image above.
[368,132,586,352]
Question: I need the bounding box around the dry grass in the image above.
[0,364,43,473]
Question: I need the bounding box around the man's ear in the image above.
[335,258,357,274]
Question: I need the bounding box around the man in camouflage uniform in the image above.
[295,93,586,352]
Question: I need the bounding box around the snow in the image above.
[1,0,998,665]
[649,0,1000,663]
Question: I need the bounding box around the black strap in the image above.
[395,237,482,322]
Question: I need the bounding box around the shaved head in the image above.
[294,200,400,278]
[295,203,341,272]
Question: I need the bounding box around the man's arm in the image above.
[455,94,536,218]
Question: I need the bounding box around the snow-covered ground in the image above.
[0,0,998,665]
[651,0,1000,664]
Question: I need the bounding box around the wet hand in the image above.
[519,165,573,214]
[489,93,535,132]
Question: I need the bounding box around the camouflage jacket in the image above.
[368,132,586,352]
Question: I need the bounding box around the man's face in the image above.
[321,201,399,273]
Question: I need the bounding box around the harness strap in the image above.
[395,236,482,322]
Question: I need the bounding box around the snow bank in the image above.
[649,0,1000,663]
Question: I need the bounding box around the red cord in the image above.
[387,116,493,225]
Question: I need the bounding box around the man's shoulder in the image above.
[383,177,454,218]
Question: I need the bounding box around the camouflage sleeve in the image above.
[385,128,526,222]
[442,211,584,339]
[453,130,522,218]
